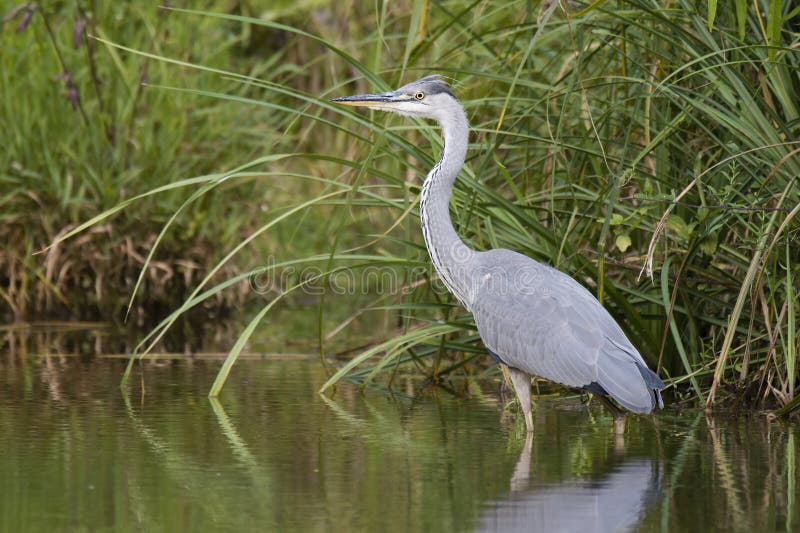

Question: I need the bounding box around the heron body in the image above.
[333,76,664,432]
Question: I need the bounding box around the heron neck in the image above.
[420,104,475,309]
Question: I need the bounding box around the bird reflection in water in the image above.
[475,434,661,533]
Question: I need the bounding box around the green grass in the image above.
[6,1,800,412]
[1,2,336,322]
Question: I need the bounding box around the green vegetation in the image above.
[1,1,330,322]
[4,1,800,412]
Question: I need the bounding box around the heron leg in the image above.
[509,431,534,492]
[508,367,534,434]
[595,394,626,435]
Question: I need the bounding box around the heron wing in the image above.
[469,249,659,412]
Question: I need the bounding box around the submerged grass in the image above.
[7,1,800,412]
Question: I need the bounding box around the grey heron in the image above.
[332,75,664,432]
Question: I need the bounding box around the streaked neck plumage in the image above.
[419,98,475,309]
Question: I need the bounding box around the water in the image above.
[1,354,798,532]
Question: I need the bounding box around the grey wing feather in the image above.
[469,249,663,413]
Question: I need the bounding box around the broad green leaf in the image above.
[735,0,747,39]
[699,233,718,256]
[707,0,717,31]
[615,233,632,252]
[767,0,782,61]
[666,215,694,240]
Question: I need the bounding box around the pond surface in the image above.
[1,353,798,532]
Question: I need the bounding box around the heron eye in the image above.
[414,91,425,101]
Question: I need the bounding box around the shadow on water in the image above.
[1,329,799,532]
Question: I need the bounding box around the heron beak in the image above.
[331,91,403,108]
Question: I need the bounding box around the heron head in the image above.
[332,75,457,120]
